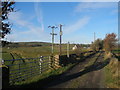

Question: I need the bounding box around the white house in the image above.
[72,44,81,50]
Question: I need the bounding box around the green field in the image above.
[1,42,89,60]
[2,43,72,60]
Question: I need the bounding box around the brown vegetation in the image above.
[104,33,117,53]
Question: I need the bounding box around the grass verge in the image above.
[84,52,100,68]
[104,55,120,88]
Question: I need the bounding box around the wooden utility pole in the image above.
[48,26,57,55]
[94,32,96,42]
[59,24,63,56]
[67,41,70,58]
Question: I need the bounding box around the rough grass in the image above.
[104,53,120,88]
[84,52,100,68]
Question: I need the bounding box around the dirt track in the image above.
[44,51,109,88]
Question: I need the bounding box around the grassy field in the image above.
[1,42,89,60]
[1,43,75,60]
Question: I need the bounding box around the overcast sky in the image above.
[6,2,118,44]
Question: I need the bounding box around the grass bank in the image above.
[104,52,120,88]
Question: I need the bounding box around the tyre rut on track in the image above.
[44,51,108,88]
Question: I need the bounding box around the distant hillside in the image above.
[4,42,52,47]
[3,41,90,48]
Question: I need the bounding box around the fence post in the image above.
[39,56,43,74]
[54,55,61,68]
[67,42,70,58]
[18,63,20,74]
[2,66,9,88]
[49,56,51,69]
[49,55,54,69]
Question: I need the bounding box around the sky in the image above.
[6,2,118,44]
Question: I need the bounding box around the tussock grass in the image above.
[104,54,120,88]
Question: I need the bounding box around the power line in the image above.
[48,26,57,55]
[59,24,63,56]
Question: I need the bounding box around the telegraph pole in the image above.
[48,26,57,55]
[94,32,96,42]
[67,41,70,58]
[59,24,63,56]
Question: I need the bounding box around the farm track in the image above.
[77,51,105,88]
[44,51,109,88]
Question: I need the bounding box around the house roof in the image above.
[74,44,81,48]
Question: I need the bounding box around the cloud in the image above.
[9,11,43,33]
[62,16,91,44]
[75,2,117,13]
[64,16,90,34]
[34,2,44,31]
[9,12,28,27]
[6,11,49,42]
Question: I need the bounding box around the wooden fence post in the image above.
[49,56,51,69]
[2,66,9,88]
[49,55,54,69]
[39,56,43,74]
[54,55,61,68]
[67,42,70,58]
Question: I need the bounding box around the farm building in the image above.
[72,44,81,50]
